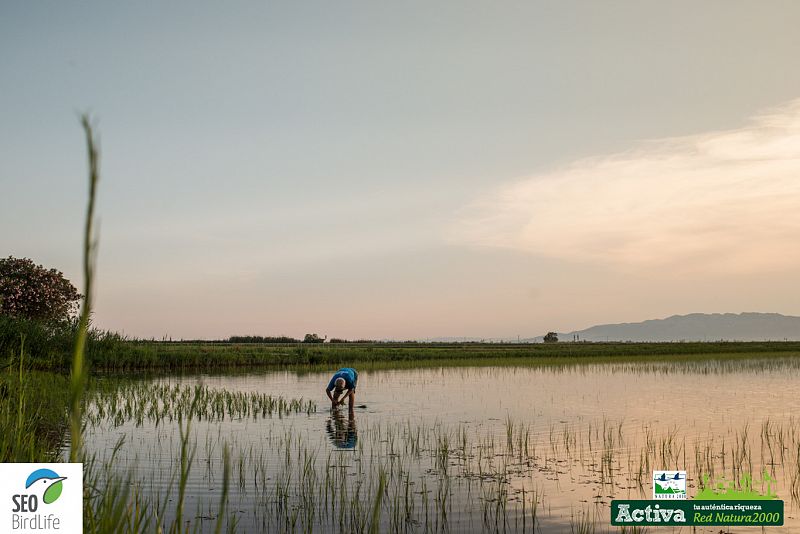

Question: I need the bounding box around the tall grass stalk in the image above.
[15,336,25,455]
[214,444,231,534]
[69,115,99,463]
[368,469,387,534]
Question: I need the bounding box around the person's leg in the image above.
[348,389,355,414]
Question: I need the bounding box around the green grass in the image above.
[4,321,800,371]
[0,358,70,462]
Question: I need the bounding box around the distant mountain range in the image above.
[536,312,800,342]
[421,313,800,343]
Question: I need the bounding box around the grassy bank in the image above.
[0,356,70,462]
[4,317,800,371]
[120,339,800,370]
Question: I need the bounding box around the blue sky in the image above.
[3,1,800,339]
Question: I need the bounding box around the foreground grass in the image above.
[0,361,69,462]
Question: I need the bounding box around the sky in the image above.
[2,1,800,340]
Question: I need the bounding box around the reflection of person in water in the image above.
[326,409,357,449]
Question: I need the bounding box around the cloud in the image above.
[453,99,800,274]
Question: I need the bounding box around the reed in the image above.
[69,115,99,463]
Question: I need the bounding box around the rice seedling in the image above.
[569,506,595,534]
[84,381,316,428]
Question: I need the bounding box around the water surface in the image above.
[79,358,800,532]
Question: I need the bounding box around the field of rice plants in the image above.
[66,361,800,533]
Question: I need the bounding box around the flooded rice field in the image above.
[76,358,800,532]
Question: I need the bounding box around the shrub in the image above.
[0,257,80,322]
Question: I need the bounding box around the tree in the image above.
[543,332,558,343]
[0,257,80,322]
[303,333,325,343]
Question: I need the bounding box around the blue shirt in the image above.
[327,368,358,391]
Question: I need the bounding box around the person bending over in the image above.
[326,367,357,413]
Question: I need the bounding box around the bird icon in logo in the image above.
[25,469,67,504]
[655,472,684,482]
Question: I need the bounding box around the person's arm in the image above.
[337,389,355,405]
[325,376,338,406]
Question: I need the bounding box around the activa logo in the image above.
[12,469,67,512]
[615,503,687,524]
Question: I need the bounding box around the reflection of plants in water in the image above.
[78,396,800,532]
[570,505,597,534]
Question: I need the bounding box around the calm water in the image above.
[77,358,800,532]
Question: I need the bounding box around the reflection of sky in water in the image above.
[174,359,800,431]
[78,358,800,532]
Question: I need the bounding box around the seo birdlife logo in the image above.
[20,469,67,507]
[1,463,82,532]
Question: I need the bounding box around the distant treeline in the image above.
[228,335,301,344]
[328,338,383,344]
[226,335,404,344]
